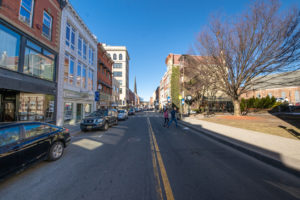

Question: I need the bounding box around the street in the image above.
[0,112,300,200]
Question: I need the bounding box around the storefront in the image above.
[63,90,94,125]
[0,20,57,123]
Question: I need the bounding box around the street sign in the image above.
[95,91,100,102]
[167,96,171,102]
[181,98,185,105]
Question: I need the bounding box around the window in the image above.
[89,46,93,64]
[64,102,73,121]
[77,62,82,87]
[281,91,286,99]
[19,0,34,26]
[88,69,93,90]
[78,35,82,56]
[120,88,122,94]
[42,11,52,40]
[83,40,87,60]
[63,53,75,85]
[295,91,300,102]
[268,93,272,97]
[119,54,122,60]
[84,104,91,116]
[82,65,87,88]
[113,63,122,69]
[113,71,122,77]
[0,126,20,146]
[24,124,51,138]
[113,53,117,60]
[92,49,95,65]
[66,23,75,50]
[23,40,55,81]
[118,80,122,86]
[0,24,21,71]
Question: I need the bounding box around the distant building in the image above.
[0,0,64,122]
[103,44,130,107]
[56,2,97,126]
[97,43,113,109]
[240,71,300,104]
[111,77,120,108]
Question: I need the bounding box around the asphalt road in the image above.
[0,112,300,200]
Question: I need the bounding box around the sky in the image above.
[69,0,299,101]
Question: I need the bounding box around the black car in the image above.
[80,109,118,131]
[0,122,71,180]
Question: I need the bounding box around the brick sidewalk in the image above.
[179,116,300,177]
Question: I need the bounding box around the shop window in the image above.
[84,104,91,116]
[64,102,73,122]
[42,11,52,40]
[18,93,55,122]
[19,0,34,27]
[0,24,21,71]
[0,126,20,147]
[24,41,55,81]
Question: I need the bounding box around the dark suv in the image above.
[80,109,118,131]
[0,122,71,180]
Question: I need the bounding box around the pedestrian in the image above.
[167,107,178,128]
[163,108,169,127]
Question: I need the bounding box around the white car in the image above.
[118,110,128,120]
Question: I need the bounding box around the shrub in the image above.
[240,96,277,111]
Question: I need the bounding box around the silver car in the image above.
[118,110,128,120]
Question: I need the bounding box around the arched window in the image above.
[113,53,117,60]
[119,54,123,60]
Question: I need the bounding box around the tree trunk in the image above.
[233,99,241,116]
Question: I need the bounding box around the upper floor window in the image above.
[65,23,75,50]
[89,46,94,65]
[113,54,117,60]
[77,62,82,87]
[83,40,87,60]
[64,53,75,85]
[78,35,82,56]
[113,71,122,77]
[88,69,93,91]
[113,63,122,69]
[119,54,122,60]
[42,11,52,40]
[19,0,34,27]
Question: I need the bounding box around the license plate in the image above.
[87,126,92,129]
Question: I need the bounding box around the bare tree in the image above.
[194,0,300,116]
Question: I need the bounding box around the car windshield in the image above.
[88,110,108,117]
[118,110,125,113]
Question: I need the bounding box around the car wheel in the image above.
[103,121,109,131]
[48,141,64,161]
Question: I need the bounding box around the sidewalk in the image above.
[179,116,300,177]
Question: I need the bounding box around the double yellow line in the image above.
[147,117,175,200]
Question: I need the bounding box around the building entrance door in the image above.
[76,103,82,122]
[4,101,15,121]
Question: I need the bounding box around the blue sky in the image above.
[69,0,299,101]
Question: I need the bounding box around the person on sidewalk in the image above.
[163,108,169,127]
[168,107,178,128]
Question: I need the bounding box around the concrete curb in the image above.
[179,120,300,178]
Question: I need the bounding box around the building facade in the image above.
[102,44,130,107]
[240,71,300,105]
[56,2,97,126]
[0,0,63,122]
[97,43,113,109]
[111,77,120,108]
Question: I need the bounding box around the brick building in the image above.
[240,71,300,105]
[97,43,113,109]
[0,0,64,122]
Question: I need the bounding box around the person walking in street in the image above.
[163,108,169,127]
[167,107,178,128]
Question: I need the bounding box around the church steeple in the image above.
[134,76,137,94]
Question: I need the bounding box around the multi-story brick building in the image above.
[240,70,300,105]
[0,0,64,122]
[56,1,97,126]
[97,43,113,109]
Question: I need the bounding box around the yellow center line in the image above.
[147,117,175,200]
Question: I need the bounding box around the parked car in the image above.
[128,108,135,115]
[118,110,128,120]
[80,109,118,131]
[276,98,285,103]
[0,122,71,180]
